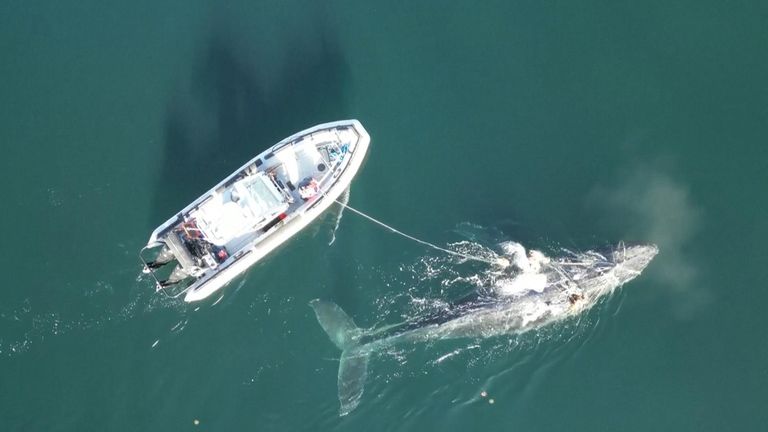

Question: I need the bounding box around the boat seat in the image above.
[276,147,299,184]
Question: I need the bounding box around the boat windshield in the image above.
[234,173,286,219]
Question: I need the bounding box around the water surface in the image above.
[1,1,767,430]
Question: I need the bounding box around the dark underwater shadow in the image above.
[149,18,350,225]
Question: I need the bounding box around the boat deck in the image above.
[193,127,357,253]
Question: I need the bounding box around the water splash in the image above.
[0,269,186,359]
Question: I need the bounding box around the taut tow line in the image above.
[333,199,509,268]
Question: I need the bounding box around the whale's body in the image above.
[311,243,658,415]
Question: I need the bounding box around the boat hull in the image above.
[143,120,370,302]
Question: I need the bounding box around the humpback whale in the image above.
[311,243,658,415]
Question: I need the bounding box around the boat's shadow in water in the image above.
[149,16,350,226]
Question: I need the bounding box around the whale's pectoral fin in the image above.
[338,349,369,416]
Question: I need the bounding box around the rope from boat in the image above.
[332,199,508,268]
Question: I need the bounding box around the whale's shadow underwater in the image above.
[311,242,659,415]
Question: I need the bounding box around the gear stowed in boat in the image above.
[140,120,370,302]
